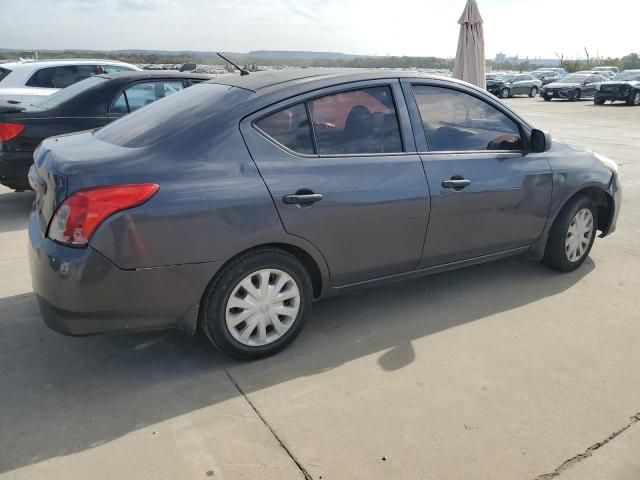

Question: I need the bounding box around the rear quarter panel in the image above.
[87,119,330,284]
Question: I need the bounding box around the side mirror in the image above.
[530,129,552,153]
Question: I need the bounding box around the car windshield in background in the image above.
[35,76,108,109]
[96,82,251,148]
[558,75,588,83]
[614,72,640,81]
[0,67,11,83]
[496,75,515,81]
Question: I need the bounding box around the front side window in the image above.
[412,85,522,152]
[110,80,185,114]
[308,86,403,155]
[255,103,314,155]
[0,67,11,83]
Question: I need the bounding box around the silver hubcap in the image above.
[634,93,640,105]
[225,269,300,347]
[565,208,594,262]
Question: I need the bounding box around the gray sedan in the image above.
[487,74,542,98]
[28,69,621,359]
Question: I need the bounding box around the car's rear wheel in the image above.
[594,95,606,105]
[626,91,640,106]
[569,89,581,102]
[200,249,313,360]
[529,86,539,98]
[499,87,510,99]
[542,195,597,272]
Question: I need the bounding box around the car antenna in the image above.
[217,53,250,76]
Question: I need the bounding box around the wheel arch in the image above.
[529,185,614,260]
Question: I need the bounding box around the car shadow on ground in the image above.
[0,190,34,234]
[0,254,594,473]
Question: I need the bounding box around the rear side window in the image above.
[309,86,402,155]
[255,103,314,154]
[26,65,100,88]
[96,83,251,148]
[412,85,522,152]
[101,64,135,74]
[0,67,11,83]
[110,80,185,114]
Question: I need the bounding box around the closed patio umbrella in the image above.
[452,0,486,89]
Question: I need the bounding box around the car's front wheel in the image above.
[569,89,581,102]
[543,95,552,101]
[499,87,510,99]
[542,195,597,272]
[201,249,313,360]
[594,95,606,105]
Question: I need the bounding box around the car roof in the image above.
[0,59,138,70]
[210,68,462,94]
[97,71,212,81]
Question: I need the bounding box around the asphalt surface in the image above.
[1,96,639,480]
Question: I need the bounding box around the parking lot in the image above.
[1,97,639,480]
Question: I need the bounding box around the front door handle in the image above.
[442,177,471,190]
[283,192,324,205]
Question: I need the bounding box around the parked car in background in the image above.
[0,59,141,104]
[486,73,500,81]
[574,70,615,80]
[531,70,561,85]
[27,69,620,359]
[594,70,640,106]
[536,67,567,77]
[540,73,605,101]
[0,71,209,190]
[593,66,619,75]
[487,73,542,98]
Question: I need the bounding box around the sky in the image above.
[2,0,639,60]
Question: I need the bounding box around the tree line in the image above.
[1,49,638,72]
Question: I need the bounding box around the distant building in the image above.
[494,52,559,67]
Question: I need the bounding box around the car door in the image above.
[402,80,552,267]
[241,81,430,286]
[584,75,601,96]
[512,75,527,95]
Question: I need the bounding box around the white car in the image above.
[0,59,141,104]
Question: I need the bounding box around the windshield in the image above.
[96,82,251,148]
[35,76,108,109]
[614,71,640,81]
[495,74,515,81]
[557,75,588,84]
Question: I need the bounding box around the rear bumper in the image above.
[28,211,223,336]
[0,150,33,190]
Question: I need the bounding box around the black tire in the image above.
[543,95,552,102]
[594,96,606,105]
[200,248,313,360]
[499,87,510,99]
[626,90,640,106]
[529,86,539,98]
[542,195,598,272]
[569,89,581,102]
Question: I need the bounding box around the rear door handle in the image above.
[282,193,324,205]
[442,178,471,190]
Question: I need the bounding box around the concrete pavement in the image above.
[1,97,638,479]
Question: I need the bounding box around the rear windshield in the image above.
[95,82,251,148]
[0,67,11,83]
[35,76,108,109]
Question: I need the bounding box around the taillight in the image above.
[0,122,25,142]
[47,183,159,246]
